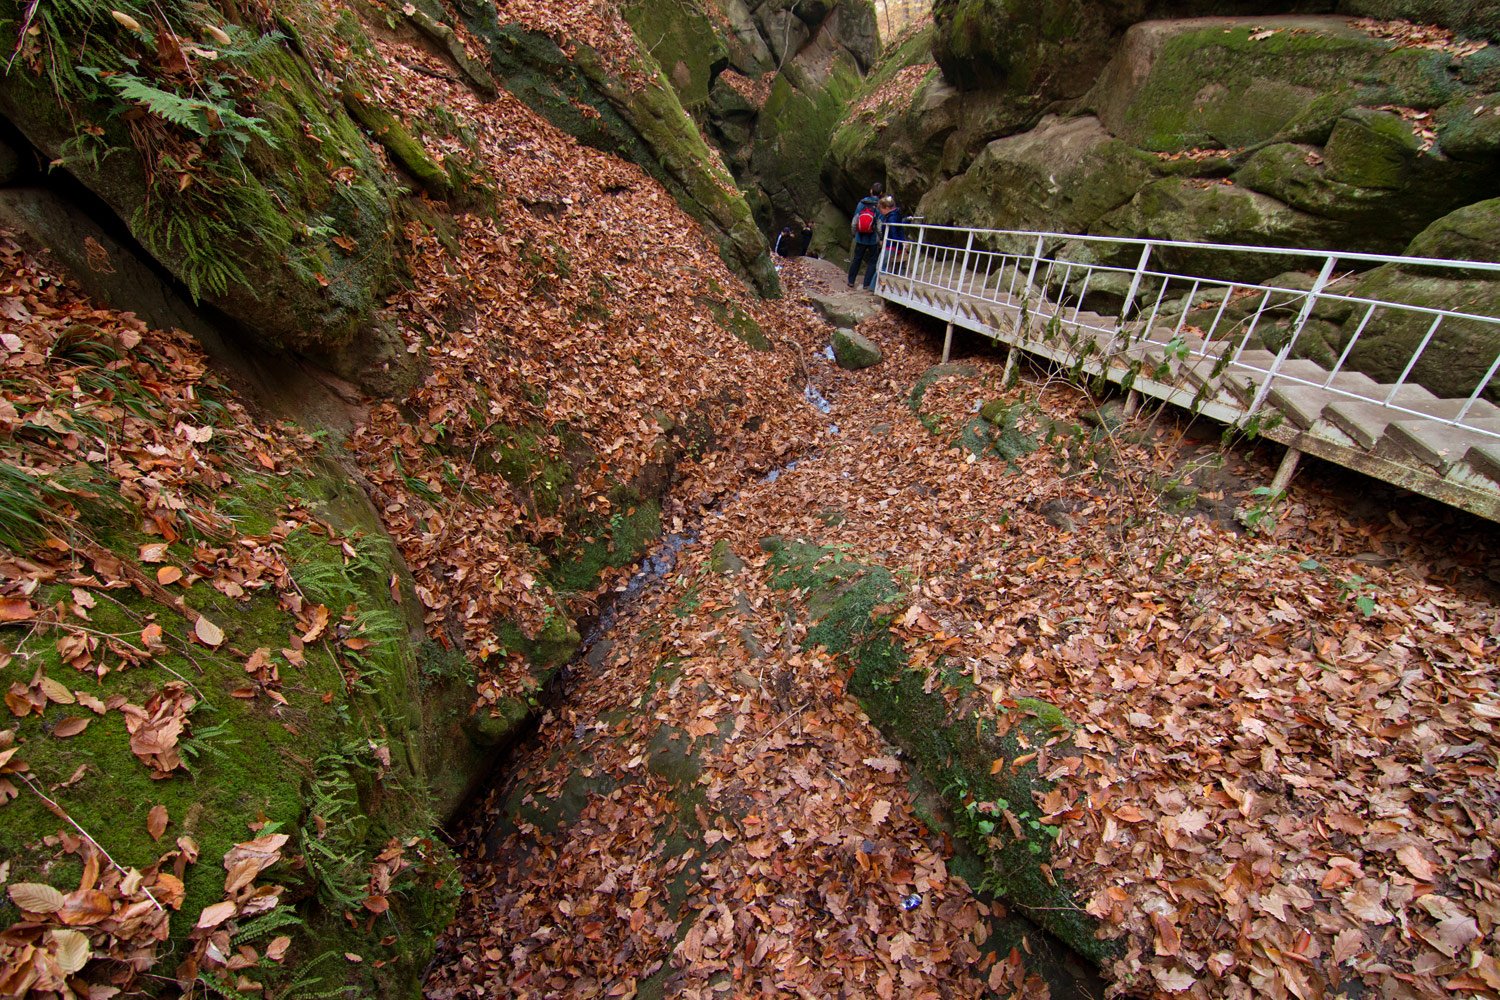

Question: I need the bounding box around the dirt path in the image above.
[428,261,1500,999]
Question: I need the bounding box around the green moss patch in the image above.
[766,540,1115,966]
[546,496,663,596]
[0,459,461,997]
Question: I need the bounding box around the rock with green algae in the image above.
[1336,200,1500,400]
[918,115,1159,237]
[1230,108,1496,251]
[1090,178,1331,281]
[1085,18,1462,154]
[752,49,867,228]
[1436,92,1500,162]
[620,0,730,112]
[0,455,469,998]
[430,0,779,295]
[1337,0,1500,41]
[763,539,1118,967]
[627,0,878,233]
[832,326,882,369]
[824,25,955,218]
[0,14,414,393]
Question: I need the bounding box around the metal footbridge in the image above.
[872,225,1500,523]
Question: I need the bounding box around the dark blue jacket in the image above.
[850,196,882,246]
[880,207,904,246]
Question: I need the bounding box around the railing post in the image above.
[1118,242,1153,329]
[960,231,975,295]
[1457,352,1500,425]
[1012,235,1045,337]
[1247,254,1337,416]
[1385,314,1445,405]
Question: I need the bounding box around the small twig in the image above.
[1015,901,1088,913]
[17,772,164,912]
[750,702,808,752]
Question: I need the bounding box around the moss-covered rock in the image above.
[1435,92,1500,162]
[1093,178,1331,281]
[1337,200,1500,400]
[1231,110,1495,250]
[449,10,778,294]
[1336,0,1500,42]
[824,26,960,212]
[621,0,730,113]
[831,326,882,368]
[0,454,466,997]
[0,11,412,393]
[918,115,1158,236]
[1087,18,1461,154]
[765,540,1115,966]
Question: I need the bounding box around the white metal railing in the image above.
[875,224,1500,439]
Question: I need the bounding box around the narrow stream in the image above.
[439,380,1106,998]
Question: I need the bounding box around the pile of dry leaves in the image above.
[429,259,1498,998]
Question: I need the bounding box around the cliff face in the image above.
[619,0,880,237]
[823,6,1500,385]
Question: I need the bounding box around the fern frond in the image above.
[102,73,214,135]
[232,906,305,946]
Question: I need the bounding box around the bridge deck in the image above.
[877,272,1500,523]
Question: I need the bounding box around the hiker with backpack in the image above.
[877,195,905,275]
[775,226,797,257]
[847,182,884,290]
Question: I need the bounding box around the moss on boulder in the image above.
[831,326,882,368]
[918,115,1158,236]
[764,540,1115,965]
[0,15,412,393]
[752,51,865,228]
[1088,18,1460,154]
[622,0,730,112]
[0,454,466,997]
[1336,0,1500,42]
[450,12,778,294]
[1231,109,1495,250]
[1338,200,1500,400]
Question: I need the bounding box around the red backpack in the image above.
[855,206,880,236]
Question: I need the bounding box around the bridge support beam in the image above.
[941,321,954,364]
[1123,390,1141,419]
[1001,345,1016,385]
[1270,446,1303,494]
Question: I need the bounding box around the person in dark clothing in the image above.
[798,222,813,257]
[847,182,884,290]
[775,227,796,257]
[877,195,905,275]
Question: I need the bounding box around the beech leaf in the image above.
[10,882,65,913]
[147,804,169,841]
[51,928,92,974]
[194,616,225,647]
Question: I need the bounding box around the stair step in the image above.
[1225,358,1333,404]
[1321,370,1383,397]
[1467,436,1500,483]
[1367,383,1440,405]
[1373,395,1500,422]
[1183,356,1229,390]
[1381,418,1500,473]
[1267,385,1331,428]
[1325,401,1398,449]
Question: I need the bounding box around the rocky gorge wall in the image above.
[824,2,1500,392]
[619,0,882,240]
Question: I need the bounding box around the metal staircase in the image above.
[873,225,1500,522]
